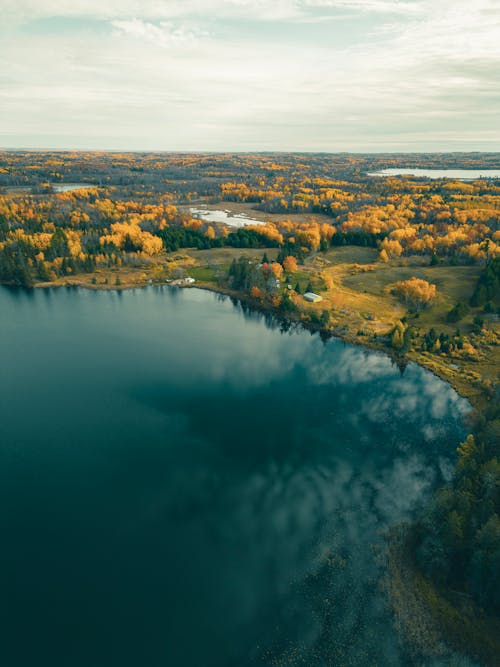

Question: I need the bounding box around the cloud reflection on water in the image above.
[129,291,470,665]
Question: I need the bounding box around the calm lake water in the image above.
[190,207,265,227]
[369,168,500,180]
[52,183,93,192]
[0,286,470,667]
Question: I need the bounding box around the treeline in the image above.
[158,226,280,251]
[415,404,500,613]
[412,262,500,614]
[331,231,384,247]
[0,245,33,287]
[470,257,500,310]
[0,228,97,288]
[0,225,280,287]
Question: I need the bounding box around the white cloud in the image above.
[303,0,424,13]
[1,0,303,23]
[0,0,433,25]
[111,19,206,48]
[0,0,499,149]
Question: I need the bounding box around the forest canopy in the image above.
[1,152,500,287]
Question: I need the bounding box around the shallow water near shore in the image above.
[0,286,470,666]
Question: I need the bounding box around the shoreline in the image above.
[193,282,487,411]
[27,276,485,410]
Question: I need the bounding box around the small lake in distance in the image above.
[369,168,500,180]
[0,286,470,667]
[52,183,93,192]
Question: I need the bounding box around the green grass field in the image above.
[342,263,481,333]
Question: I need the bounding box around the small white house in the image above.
[183,277,196,284]
[303,292,323,303]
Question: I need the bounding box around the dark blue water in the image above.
[0,286,469,667]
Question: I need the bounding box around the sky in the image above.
[1,0,499,152]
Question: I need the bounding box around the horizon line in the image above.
[1,147,500,156]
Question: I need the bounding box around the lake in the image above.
[0,286,470,667]
[190,207,265,227]
[52,183,93,192]
[369,168,500,180]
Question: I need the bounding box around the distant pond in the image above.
[189,207,265,227]
[369,168,500,180]
[52,183,93,192]
[0,286,470,667]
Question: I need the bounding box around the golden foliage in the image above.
[392,277,437,311]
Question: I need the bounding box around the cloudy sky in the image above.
[1,0,499,151]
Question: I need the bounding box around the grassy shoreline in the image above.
[30,270,490,408]
[27,266,490,409]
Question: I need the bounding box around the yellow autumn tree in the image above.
[100,222,163,256]
[282,255,298,273]
[392,277,437,311]
[270,262,283,279]
[250,286,263,300]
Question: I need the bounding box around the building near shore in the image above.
[303,292,323,303]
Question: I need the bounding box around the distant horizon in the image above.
[2,147,500,156]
